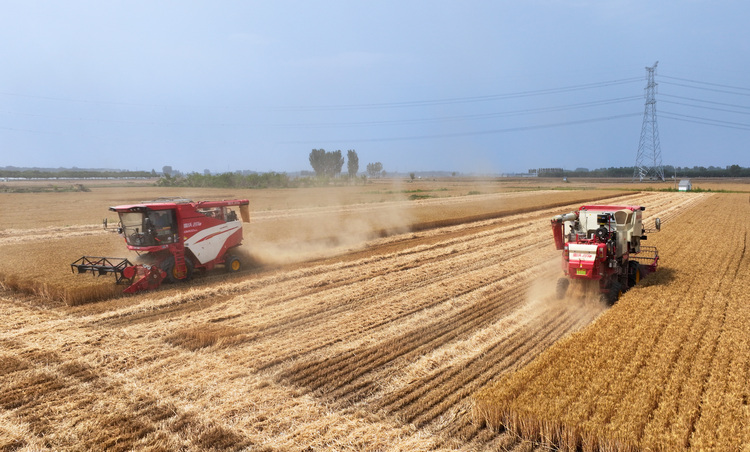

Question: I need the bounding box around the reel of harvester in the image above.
[70,256,166,293]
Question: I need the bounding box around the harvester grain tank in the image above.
[550,204,660,304]
[71,198,250,293]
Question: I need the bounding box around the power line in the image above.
[660,93,750,110]
[274,78,643,111]
[6,70,750,148]
[275,96,642,128]
[656,74,750,134]
[281,113,641,144]
[0,92,188,109]
[1,95,642,130]
[0,110,243,129]
[0,125,62,135]
[659,75,750,92]
[0,77,643,111]
[659,80,750,97]
[660,111,750,130]
[660,99,750,116]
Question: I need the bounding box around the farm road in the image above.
[0,191,706,450]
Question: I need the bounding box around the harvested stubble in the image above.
[473,192,750,451]
[166,324,249,351]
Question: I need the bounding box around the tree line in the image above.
[537,164,750,179]
[155,149,385,189]
[156,172,293,188]
[0,169,155,179]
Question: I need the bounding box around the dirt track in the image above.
[0,190,707,450]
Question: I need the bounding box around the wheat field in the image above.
[474,192,750,450]
[0,178,733,450]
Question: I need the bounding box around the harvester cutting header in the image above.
[72,198,250,293]
[551,204,660,305]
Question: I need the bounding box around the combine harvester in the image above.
[72,198,250,293]
[550,204,660,305]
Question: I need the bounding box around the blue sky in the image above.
[1,1,749,174]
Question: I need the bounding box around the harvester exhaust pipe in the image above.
[552,212,578,223]
[550,212,578,250]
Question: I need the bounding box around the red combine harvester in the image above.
[550,204,660,305]
[72,198,250,293]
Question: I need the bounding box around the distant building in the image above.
[678,179,692,191]
[535,168,565,177]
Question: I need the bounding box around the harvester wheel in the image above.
[162,256,194,283]
[226,256,242,273]
[628,261,641,288]
[603,281,623,306]
[556,278,569,299]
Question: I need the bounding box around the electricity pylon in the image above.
[633,61,665,182]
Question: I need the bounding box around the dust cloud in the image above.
[241,190,417,266]
[523,258,606,326]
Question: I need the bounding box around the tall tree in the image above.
[309,149,327,176]
[366,162,383,178]
[347,150,359,178]
[310,148,345,177]
[327,150,345,177]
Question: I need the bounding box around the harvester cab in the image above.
[118,208,178,247]
[551,205,660,305]
[72,198,250,293]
